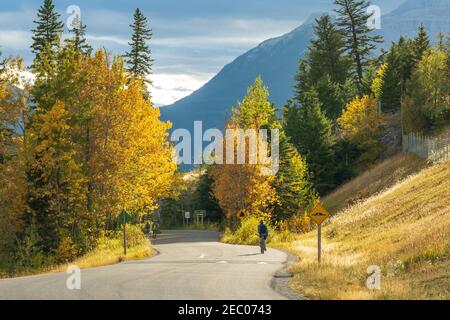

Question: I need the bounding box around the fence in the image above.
[402,132,450,163]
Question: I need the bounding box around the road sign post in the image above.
[184,211,191,226]
[118,211,132,256]
[308,202,330,265]
[122,211,127,256]
[318,224,321,264]
[194,210,206,225]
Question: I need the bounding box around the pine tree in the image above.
[284,90,336,195]
[66,14,92,55]
[334,0,383,91]
[306,15,350,85]
[272,132,316,221]
[124,9,153,82]
[294,15,354,122]
[193,166,223,222]
[379,38,415,113]
[413,23,430,61]
[31,0,64,59]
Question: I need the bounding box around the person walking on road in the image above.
[145,221,151,237]
[152,221,159,239]
[258,220,268,254]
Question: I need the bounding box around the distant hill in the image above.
[160,15,315,132]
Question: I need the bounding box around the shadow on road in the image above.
[151,230,220,245]
[238,253,261,257]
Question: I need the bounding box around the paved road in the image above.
[0,230,288,300]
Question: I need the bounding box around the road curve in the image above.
[0,230,288,300]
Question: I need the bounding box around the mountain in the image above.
[160,0,450,142]
[160,16,314,133]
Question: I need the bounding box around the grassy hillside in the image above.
[323,154,426,214]
[283,161,449,299]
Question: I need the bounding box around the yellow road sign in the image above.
[237,210,246,220]
[309,203,330,225]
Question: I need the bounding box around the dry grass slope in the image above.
[287,161,449,299]
[323,154,426,213]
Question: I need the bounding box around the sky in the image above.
[0,0,405,106]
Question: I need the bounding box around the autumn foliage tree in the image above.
[403,47,450,134]
[1,44,177,266]
[212,78,278,221]
[338,95,384,166]
[0,56,31,268]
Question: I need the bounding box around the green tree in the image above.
[272,132,316,221]
[413,23,430,61]
[295,15,354,122]
[283,90,336,195]
[66,14,92,55]
[31,0,64,59]
[378,37,416,113]
[303,15,350,85]
[334,0,383,91]
[232,76,277,129]
[193,167,224,222]
[403,48,450,133]
[124,9,153,82]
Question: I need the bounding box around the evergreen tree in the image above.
[305,15,350,85]
[31,0,64,59]
[124,9,153,82]
[272,132,316,221]
[413,23,430,61]
[294,15,354,122]
[334,0,383,91]
[283,90,336,195]
[379,37,415,113]
[193,166,223,222]
[66,14,92,55]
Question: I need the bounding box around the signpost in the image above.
[236,210,246,220]
[184,211,191,226]
[308,202,330,265]
[118,211,132,256]
[194,210,206,225]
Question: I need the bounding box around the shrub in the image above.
[55,235,78,263]
[117,224,147,248]
[223,217,275,245]
[286,214,314,234]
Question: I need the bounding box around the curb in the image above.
[270,249,305,300]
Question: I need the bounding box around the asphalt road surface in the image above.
[0,230,289,300]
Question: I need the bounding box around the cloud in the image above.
[148,73,211,106]
[0,30,31,51]
[86,34,129,46]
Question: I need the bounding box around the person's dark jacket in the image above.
[258,224,268,237]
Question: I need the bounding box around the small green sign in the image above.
[118,212,132,223]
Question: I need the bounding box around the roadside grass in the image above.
[0,226,153,279]
[51,237,152,273]
[323,154,426,214]
[278,162,450,300]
